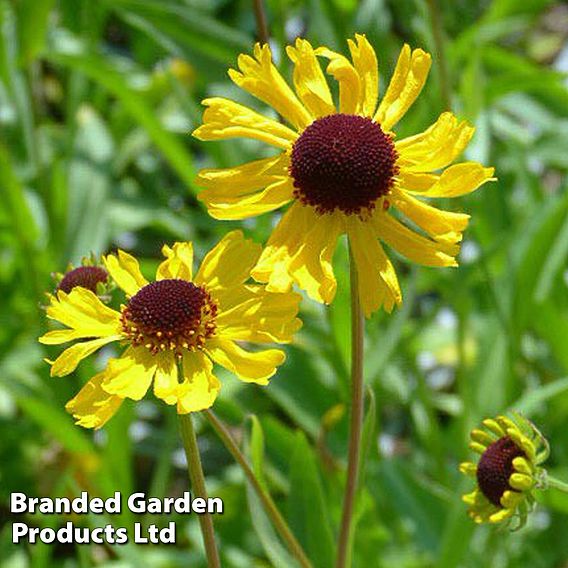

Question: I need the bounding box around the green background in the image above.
[1,0,568,566]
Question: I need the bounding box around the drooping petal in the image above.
[103,250,148,297]
[287,206,343,304]
[346,216,402,316]
[195,230,261,292]
[228,43,312,130]
[316,47,360,114]
[152,351,179,405]
[216,285,302,343]
[401,162,496,197]
[48,335,122,377]
[286,38,335,118]
[252,203,342,303]
[373,211,459,267]
[396,112,475,172]
[157,242,194,282]
[177,351,221,413]
[347,33,379,117]
[374,44,431,132]
[65,373,124,429]
[391,189,469,245]
[205,337,285,385]
[101,347,157,401]
[193,98,298,149]
[201,178,295,220]
[41,288,122,342]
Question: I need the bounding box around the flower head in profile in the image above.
[193,35,495,316]
[39,231,301,429]
[460,413,549,528]
[51,254,113,302]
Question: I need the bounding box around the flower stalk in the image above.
[545,476,568,493]
[336,242,365,568]
[178,413,221,568]
[204,409,313,568]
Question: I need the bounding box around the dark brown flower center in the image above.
[58,266,108,294]
[290,114,398,215]
[121,279,217,356]
[476,436,526,507]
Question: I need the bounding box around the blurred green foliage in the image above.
[1,0,568,566]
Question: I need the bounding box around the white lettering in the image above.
[10,493,27,514]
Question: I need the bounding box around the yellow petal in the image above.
[374,45,431,131]
[177,351,221,413]
[402,162,496,197]
[373,211,459,267]
[101,347,157,401]
[193,98,298,149]
[396,170,438,192]
[202,178,295,220]
[470,428,495,446]
[459,462,477,477]
[228,43,312,130]
[206,337,285,384]
[500,490,523,509]
[41,288,122,341]
[391,189,470,245]
[347,33,379,117]
[49,335,122,377]
[216,285,302,343]
[488,508,513,523]
[157,242,194,281]
[104,250,148,297]
[512,456,534,476]
[287,206,342,304]
[396,112,475,172]
[196,154,289,196]
[482,418,506,437]
[153,351,178,405]
[286,38,335,118]
[195,230,261,291]
[347,216,402,316]
[469,441,487,454]
[252,203,342,301]
[251,203,306,293]
[65,373,124,429]
[316,47,360,114]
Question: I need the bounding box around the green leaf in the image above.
[288,432,335,568]
[17,0,56,63]
[244,418,297,568]
[46,46,197,193]
[17,395,95,455]
[512,191,568,330]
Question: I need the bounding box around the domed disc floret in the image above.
[290,114,398,215]
[58,266,109,294]
[121,279,218,356]
[477,436,526,507]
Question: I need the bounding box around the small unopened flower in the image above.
[193,35,494,316]
[52,255,113,300]
[460,413,549,528]
[39,231,301,429]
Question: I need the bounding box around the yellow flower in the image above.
[39,231,302,429]
[460,413,549,528]
[193,35,495,316]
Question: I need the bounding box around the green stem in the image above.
[204,410,313,568]
[178,413,221,568]
[426,0,451,109]
[253,0,270,45]
[336,243,365,568]
[546,476,568,493]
